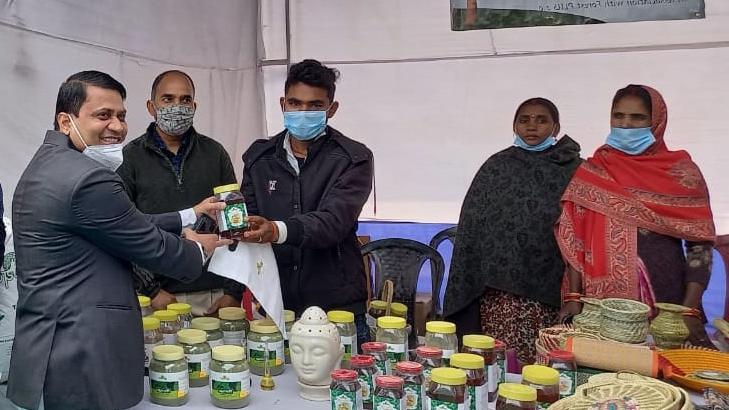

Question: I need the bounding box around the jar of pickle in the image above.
[494,340,507,386]
[547,350,576,399]
[521,365,559,410]
[149,345,189,406]
[192,317,224,348]
[177,329,211,388]
[351,355,379,410]
[154,310,182,345]
[214,184,248,240]
[395,361,425,410]
[330,369,362,410]
[376,316,407,373]
[138,295,153,317]
[143,317,163,374]
[367,300,388,339]
[374,375,405,410]
[451,353,486,410]
[414,346,442,389]
[283,310,295,364]
[167,302,193,328]
[247,319,285,376]
[362,342,389,376]
[219,307,249,347]
[462,334,496,403]
[390,302,415,348]
[424,321,458,365]
[427,367,468,409]
[328,310,358,369]
[210,345,250,409]
[496,383,537,410]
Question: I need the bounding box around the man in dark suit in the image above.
[7,71,230,410]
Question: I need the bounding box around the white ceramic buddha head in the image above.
[289,306,344,399]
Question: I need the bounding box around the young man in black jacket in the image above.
[240,60,374,348]
[118,70,244,315]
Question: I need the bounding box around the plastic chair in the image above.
[428,226,457,316]
[714,235,729,321]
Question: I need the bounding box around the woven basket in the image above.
[538,324,573,352]
[660,349,729,394]
[600,298,650,344]
[572,297,602,335]
[535,338,550,365]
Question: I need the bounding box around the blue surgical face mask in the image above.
[513,133,557,152]
[606,127,655,155]
[283,110,327,141]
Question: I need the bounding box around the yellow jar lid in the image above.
[284,310,295,323]
[250,319,281,334]
[138,295,151,308]
[167,302,192,315]
[153,345,185,361]
[390,302,407,316]
[450,353,484,370]
[219,307,246,321]
[426,321,456,334]
[463,334,495,350]
[153,310,179,322]
[142,317,160,331]
[369,300,388,310]
[522,365,560,386]
[213,345,246,362]
[499,383,537,402]
[377,316,406,329]
[192,317,221,331]
[328,310,355,323]
[213,183,240,194]
[430,367,467,386]
[177,328,207,344]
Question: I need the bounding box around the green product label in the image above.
[558,369,576,398]
[223,203,248,230]
[149,370,189,400]
[331,388,358,410]
[358,374,374,404]
[247,340,284,367]
[496,359,506,384]
[374,395,403,410]
[374,358,388,376]
[537,403,550,410]
[385,343,406,372]
[210,369,250,401]
[429,399,465,410]
[404,383,423,410]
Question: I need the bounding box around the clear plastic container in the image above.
[154,310,182,345]
[328,310,358,369]
[414,346,443,390]
[462,334,496,404]
[149,345,189,406]
[177,328,211,388]
[362,342,389,376]
[427,367,468,409]
[424,321,458,365]
[394,361,425,410]
[210,345,250,408]
[330,369,362,410]
[143,317,162,373]
[247,319,285,376]
[138,295,153,317]
[167,302,193,329]
[547,350,576,399]
[496,383,537,410]
[374,375,405,410]
[367,300,388,339]
[219,307,249,347]
[494,340,507,386]
[451,353,487,410]
[192,317,224,348]
[283,310,295,364]
[376,316,407,374]
[521,365,559,409]
[351,355,379,410]
[214,184,248,240]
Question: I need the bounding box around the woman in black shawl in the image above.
[444,98,581,365]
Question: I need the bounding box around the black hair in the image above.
[612,84,652,114]
[513,97,560,124]
[285,59,339,101]
[54,70,126,130]
[151,70,196,100]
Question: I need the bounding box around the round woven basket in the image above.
[572,297,602,335]
[600,298,650,344]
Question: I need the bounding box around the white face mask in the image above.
[67,114,124,171]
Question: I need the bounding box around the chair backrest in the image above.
[428,226,457,316]
[715,234,729,321]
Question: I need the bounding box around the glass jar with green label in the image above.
[462,335,496,404]
[351,355,379,410]
[219,307,249,347]
[192,317,224,348]
[149,345,189,406]
[210,345,250,409]
[374,375,405,410]
[394,361,425,410]
[214,184,248,240]
[425,321,458,365]
[283,310,295,364]
[143,317,162,374]
[414,346,442,390]
[330,369,362,410]
[247,319,285,376]
[328,310,358,369]
[138,295,153,317]
[362,342,389,376]
[177,328,211,388]
[451,353,486,410]
[154,310,182,345]
[167,303,193,329]
[376,316,407,373]
[427,367,468,410]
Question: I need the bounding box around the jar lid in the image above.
[177,328,207,344]
[327,310,355,324]
[498,383,537,402]
[425,320,456,334]
[142,317,160,331]
[284,310,295,323]
[494,340,506,349]
[463,334,495,349]
[450,353,484,370]
[548,350,575,362]
[375,375,404,389]
[213,183,240,194]
[395,361,423,375]
[250,319,281,334]
[191,317,221,331]
[390,302,407,316]
[332,369,358,382]
[377,316,406,329]
[153,345,184,361]
[137,295,151,308]
[167,302,192,315]
[361,342,386,352]
[153,309,179,322]
[369,300,388,310]
[213,345,245,362]
[522,365,560,386]
[416,346,443,359]
[350,355,375,367]
[430,367,467,386]
[219,307,246,321]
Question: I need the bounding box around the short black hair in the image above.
[151,70,196,100]
[612,84,652,114]
[285,59,339,101]
[54,70,126,130]
[513,97,560,124]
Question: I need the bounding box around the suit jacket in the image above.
[7,131,203,410]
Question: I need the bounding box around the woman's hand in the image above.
[557,301,583,324]
[684,315,718,349]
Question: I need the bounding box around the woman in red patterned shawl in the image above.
[555,85,716,347]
